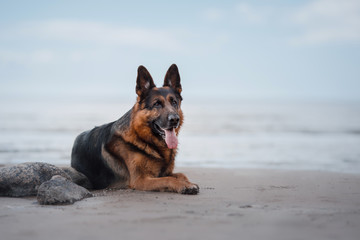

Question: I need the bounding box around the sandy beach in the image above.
[1,167,359,240]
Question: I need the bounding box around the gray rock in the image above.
[60,167,93,189]
[37,175,92,205]
[0,162,71,197]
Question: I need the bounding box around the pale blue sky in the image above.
[1,0,359,101]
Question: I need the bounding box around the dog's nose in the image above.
[168,114,180,127]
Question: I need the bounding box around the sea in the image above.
[1,97,360,173]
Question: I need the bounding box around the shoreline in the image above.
[1,167,360,240]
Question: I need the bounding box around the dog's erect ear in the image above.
[136,65,156,98]
[163,64,182,94]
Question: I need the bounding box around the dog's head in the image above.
[133,64,183,149]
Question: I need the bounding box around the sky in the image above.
[0,0,360,102]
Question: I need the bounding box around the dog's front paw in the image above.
[180,183,199,195]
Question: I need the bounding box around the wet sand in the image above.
[1,168,360,240]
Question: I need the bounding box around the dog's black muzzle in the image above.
[167,113,180,129]
[152,113,180,138]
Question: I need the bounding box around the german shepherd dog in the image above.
[71,64,199,194]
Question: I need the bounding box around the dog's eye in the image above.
[171,99,178,108]
[153,101,162,108]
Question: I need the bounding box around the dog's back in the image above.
[71,122,116,189]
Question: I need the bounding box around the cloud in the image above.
[200,1,360,45]
[2,20,185,51]
[202,8,224,22]
[0,20,191,66]
[1,19,234,67]
[290,0,360,45]
[203,4,272,25]
[0,49,55,64]
[235,3,267,24]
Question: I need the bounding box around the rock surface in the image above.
[37,175,92,205]
[60,167,93,189]
[0,162,71,197]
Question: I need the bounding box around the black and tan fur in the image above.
[71,64,199,194]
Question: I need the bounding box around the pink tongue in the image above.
[164,129,178,149]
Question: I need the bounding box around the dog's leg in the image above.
[170,173,199,194]
[130,176,199,195]
[169,172,189,182]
